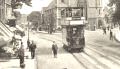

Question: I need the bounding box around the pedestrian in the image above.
[18,42,25,68]
[103,27,106,35]
[52,41,58,58]
[11,36,16,46]
[27,39,31,51]
[107,25,110,31]
[110,29,113,40]
[30,41,36,59]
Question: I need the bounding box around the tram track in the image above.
[36,35,107,69]
[35,33,101,69]
[72,43,120,69]
[87,42,120,65]
[83,51,109,69]
[34,32,120,69]
[72,53,99,69]
[86,43,120,69]
[87,41,120,57]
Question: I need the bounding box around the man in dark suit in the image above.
[18,42,24,67]
[52,41,58,58]
[30,41,36,59]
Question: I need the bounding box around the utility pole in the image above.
[85,0,88,20]
[28,21,29,41]
[27,15,30,41]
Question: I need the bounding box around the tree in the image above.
[103,7,114,24]
[11,0,32,9]
[9,0,32,28]
[27,11,41,22]
[108,0,120,23]
[27,11,41,30]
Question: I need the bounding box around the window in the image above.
[72,8,81,17]
[61,10,65,17]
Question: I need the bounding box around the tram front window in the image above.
[72,26,84,45]
[72,27,79,37]
[66,26,84,46]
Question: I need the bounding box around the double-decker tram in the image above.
[62,7,86,52]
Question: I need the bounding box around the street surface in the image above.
[29,29,120,69]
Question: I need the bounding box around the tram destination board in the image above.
[72,17,81,20]
[70,20,84,25]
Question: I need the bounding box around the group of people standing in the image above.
[27,39,36,59]
[17,39,58,68]
[102,26,114,41]
[17,39,36,68]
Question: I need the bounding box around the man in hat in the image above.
[52,41,58,58]
[30,41,36,59]
[18,42,25,67]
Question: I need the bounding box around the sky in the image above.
[17,0,109,14]
[102,0,109,8]
[17,0,53,14]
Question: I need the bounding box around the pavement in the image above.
[0,36,36,69]
[0,58,36,69]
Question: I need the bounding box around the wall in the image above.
[42,0,103,31]
[87,0,103,30]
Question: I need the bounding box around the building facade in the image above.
[0,0,13,23]
[0,0,14,38]
[87,0,103,30]
[41,2,57,33]
[42,0,103,31]
[0,0,6,23]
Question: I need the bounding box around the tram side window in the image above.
[80,27,84,38]
[66,27,72,39]
[78,27,85,45]
[67,27,72,37]
[66,27,72,43]
[81,29,84,38]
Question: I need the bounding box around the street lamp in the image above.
[28,21,30,40]
[48,23,49,34]
[27,15,30,44]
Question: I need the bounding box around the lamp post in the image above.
[28,21,30,41]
